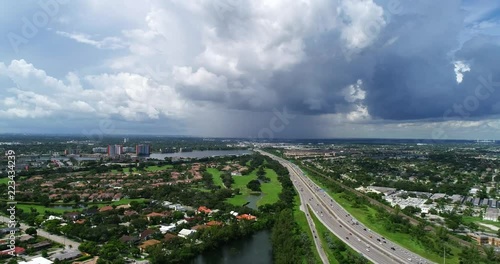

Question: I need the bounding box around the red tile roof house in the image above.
[146,212,165,221]
[171,172,181,180]
[99,205,113,212]
[112,193,122,201]
[124,210,138,216]
[236,214,257,221]
[0,246,25,256]
[191,225,209,231]
[197,206,212,214]
[206,221,223,227]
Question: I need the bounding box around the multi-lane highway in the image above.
[260,150,434,264]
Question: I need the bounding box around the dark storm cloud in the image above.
[251,0,500,122]
[193,0,492,122]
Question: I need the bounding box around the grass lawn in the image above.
[463,216,500,228]
[16,198,148,214]
[96,198,147,207]
[257,169,282,206]
[226,168,283,207]
[145,165,173,172]
[226,195,249,206]
[207,168,224,188]
[226,170,259,206]
[16,204,72,214]
[293,196,323,264]
[0,177,11,184]
[302,168,461,264]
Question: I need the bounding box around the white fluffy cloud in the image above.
[453,60,471,83]
[0,60,186,121]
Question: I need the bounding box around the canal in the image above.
[192,230,273,264]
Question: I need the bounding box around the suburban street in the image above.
[0,215,81,249]
[260,150,435,264]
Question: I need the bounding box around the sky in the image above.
[1,0,500,140]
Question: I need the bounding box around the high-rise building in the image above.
[136,144,151,156]
[108,145,123,157]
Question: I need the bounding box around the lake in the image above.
[149,150,252,159]
[192,230,272,264]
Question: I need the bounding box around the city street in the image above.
[0,215,80,249]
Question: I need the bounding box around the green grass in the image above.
[257,169,283,206]
[16,204,73,214]
[463,216,500,228]
[207,168,224,188]
[226,169,259,206]
[95,198,147,207]
[225,168,283,207]
[144,165,173,172]
[226,195,249,206]
[293,196,323,264]
[15,198,148,214]
[0,178,10,184]
[303,169,461,264]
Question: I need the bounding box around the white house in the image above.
[159,225,176,234]
[176,219,188,226]
[178,229,196,238]
[19,257,53,264]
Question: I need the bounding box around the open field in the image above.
[257,169,282,206]
[144,165,173,172]
[463,216,500,229]
[207,168,224,188]
[0,178,10,184]
[15,198,148,214]
[226,169,259,206]
[293,196,323,264]
[302,168,461,264]
[17,204,73,214]
[226,168,283,207]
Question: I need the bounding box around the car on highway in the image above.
[391,247,396,251]
[366,248,370,252]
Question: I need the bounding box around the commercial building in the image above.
[107,145,123,157]
[136,144,151,156]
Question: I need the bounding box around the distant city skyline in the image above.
[1,1,500,140]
